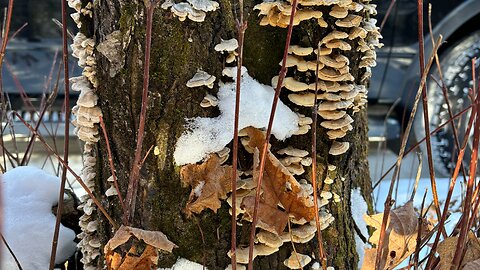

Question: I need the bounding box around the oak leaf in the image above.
[180,154,234,216]
[104,225,177,270]
[241,196,289,235]
[362,201,429,270]
[463,258,480,270]
[245,127,315,222]
[437,232,480,270]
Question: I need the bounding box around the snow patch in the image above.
[174,70,299,165]
[1,166,77,270]
[158,257,207,270]
[351,187,369,269]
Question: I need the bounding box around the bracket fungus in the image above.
[284,253,312,269]
[168,0,219,23]
[215,38,239,53]
[186,70,216,88]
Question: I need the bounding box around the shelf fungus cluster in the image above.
[68,1,102,269]
[161,0,219,23]
[175,1,380,268]
[258,0,381,157]
[223,128,336,269]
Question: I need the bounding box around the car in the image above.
[370,0,480,176]
[1,0,78,137]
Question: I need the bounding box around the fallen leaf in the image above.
[361,248,377,270]
[180,154,234,216]
[362,201,429,270]
[114,245,158,270]
[437,232,480,270]
[105,225,177,270]
[245,127,315,222]
[463,258,480,270]
[241,196,289,235]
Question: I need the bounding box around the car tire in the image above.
[414,30,480,177]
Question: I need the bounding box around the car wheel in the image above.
[414,30,480,177]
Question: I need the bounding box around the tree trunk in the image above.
[77,0,375,269]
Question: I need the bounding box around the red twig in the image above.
[49,0,71,265]
[311,41,327,270]
[230,1,247,267]
[123,0,160,224]
[247,1,298,269]
[424,66,479,270]
[100,116,126,213]
[374,36,442,270]
[413,189,428,270]
[0,0,14,172]
[373,104,473,189]
[379,0,396,33]
[14,111,117,228]
[451,62,480,270]
[1,232,23,270]
[417,0,441,223]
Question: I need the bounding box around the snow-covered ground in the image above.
[1,166,77,270]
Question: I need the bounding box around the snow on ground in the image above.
[174,70,299,165]
[1,166,77,270]
[351,188,369,269]
[158,257,207,270]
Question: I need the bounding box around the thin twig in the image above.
[230,0,247,266]
[372,104,473,189]
[1,232,23,270]
[49,0,71,266]
[194,217,207,270]
[379,0,396,33]
[13,112,117,229]
[99,116,126,213]
[413,188,428,270]
[124,0,160,224]
[0,0,15,174]
[423,102,477,269]
[451,61,480,270]
[374,36,442,270]
[287,220,304,270]
[417,0,441,223]
[427,4,468,184]
[247,0,298,268]
[311,41,327,270]
[409,152,422,202]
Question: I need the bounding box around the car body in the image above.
[369,0,480,144]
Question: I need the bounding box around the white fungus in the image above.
[174,70,299,165]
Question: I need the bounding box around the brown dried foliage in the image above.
[104,225,177,270]
[362,201,430,270]
[437,232,480,270]
[241,127,315,233]
[180,154,234,216]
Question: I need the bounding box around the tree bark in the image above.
[89,0,374,269]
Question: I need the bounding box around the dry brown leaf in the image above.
[241,196,289,235]
[116,245,158,270]
[463,258,480,270]
[361,248,377,270]
[245,127,315,221]
[180,154,234,216]
[362,201,429,270]
[104,225,177,270]
[437,232,480,270]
